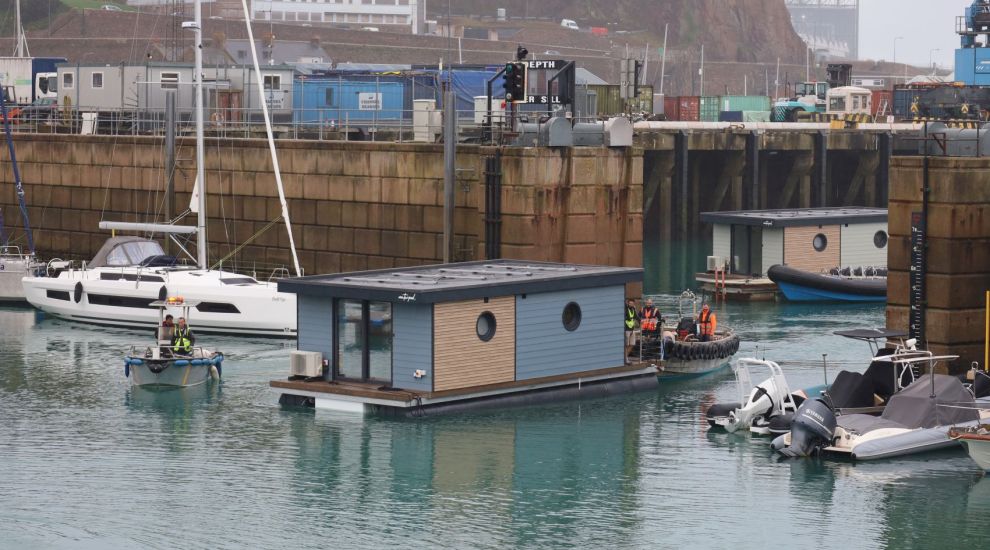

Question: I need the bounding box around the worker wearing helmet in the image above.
[698,304,717,342]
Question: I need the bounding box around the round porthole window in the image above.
[562,302,582,332]
[813,233,828,252]
[476,311,497,342]
[874,230,888,249]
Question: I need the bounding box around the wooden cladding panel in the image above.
[784,225,840,272]
[433,297,516,392]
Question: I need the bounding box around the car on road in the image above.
[102,5,123,11]
[15,97,58,123]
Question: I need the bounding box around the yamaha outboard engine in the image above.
[775,398,837,457]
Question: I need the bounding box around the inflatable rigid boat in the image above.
[773,357,990,461]
[767,264,886,303]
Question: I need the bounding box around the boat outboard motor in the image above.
[776,398,837,458]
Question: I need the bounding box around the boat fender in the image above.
[209,364,220,380]
[705,342,714,361]
[708,342,717,360]
[700,343,709,361]
[124,362,130,378]
[174,359,190,367]
[73,281,83,303]
[158,285,168,301]
[126,357,144,366]
[190,359,205,366]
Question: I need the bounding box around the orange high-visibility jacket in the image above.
[699,309,717,336]
[641,306,660,331]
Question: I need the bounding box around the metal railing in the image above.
[2,104,617,145]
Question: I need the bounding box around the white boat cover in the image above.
[838,374,978,434]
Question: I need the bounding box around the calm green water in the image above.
[2,300,988,550]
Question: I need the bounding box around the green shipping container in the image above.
[699,96,720,122]
[586,84,655,116]
[742,111,771,122]
[720,95,772,112]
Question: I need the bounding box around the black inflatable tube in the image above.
[767,264,886,297]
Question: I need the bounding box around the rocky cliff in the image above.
[445,0,807,63]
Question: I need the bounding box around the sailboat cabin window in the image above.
[263,75,281,91]
[62,73,74,90]
[91,72,104,89]
[161,72,179,90]
[106,241,166,266]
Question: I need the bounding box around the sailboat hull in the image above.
[22,268,297,337]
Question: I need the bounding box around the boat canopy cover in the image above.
[90,237,165,268]
[839,375,978,433]
[833,328,908,340]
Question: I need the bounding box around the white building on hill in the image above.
[251,0,424,34]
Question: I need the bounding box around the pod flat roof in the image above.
[279,260,642,303]
[701,207,887,228]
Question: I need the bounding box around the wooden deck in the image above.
[271,364,657,406]
[695,272,778,302]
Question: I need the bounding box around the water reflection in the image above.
[282,400,644,548]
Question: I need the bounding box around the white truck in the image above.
[0,57,64,105]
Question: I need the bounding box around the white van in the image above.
[560,19,579,31]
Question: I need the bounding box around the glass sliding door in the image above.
[336,299,365,380]
[334,299,393,385]
[368,301,393,383]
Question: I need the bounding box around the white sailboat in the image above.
[21,0,301,337]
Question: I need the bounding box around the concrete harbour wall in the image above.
[0,134,642,286]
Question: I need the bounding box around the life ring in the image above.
[73,281,83,303]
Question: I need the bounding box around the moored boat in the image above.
[950,425,990,472]
[641,291,739,378]
[767,264,886,302]
[124,297,223,388]
[0,245,43,302]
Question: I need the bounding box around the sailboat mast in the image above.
[194,0,207,269]
[240,0,302,277]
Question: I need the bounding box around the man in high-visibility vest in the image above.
[640,298,661,338]
[172,317,196,355]
[625,298,639,363]
[698,304,717,342]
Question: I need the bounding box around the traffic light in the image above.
[502,61,527,103]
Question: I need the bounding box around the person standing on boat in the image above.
[625,298,639,362]
[640,298,661,338]
[698,304,717,342]
[172,317,196,356]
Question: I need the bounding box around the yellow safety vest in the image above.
[173,328,192,353]
[625,306,636,329]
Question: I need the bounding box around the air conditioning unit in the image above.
[290,350,323,378]
[707,256,727,271]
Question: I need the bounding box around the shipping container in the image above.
[718,111,744,122]
[719,95,771,113]
[699,96,720,122]
[585,84,654,116]
[678,96,700,121]
[663,96,680,121]
[892,88,917,119]
[294,77,406,124]
[871,90,893,117]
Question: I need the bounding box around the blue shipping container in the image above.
[718,111,744,122]
[294,77,406,124]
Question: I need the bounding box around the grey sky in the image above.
[859,0,969,69]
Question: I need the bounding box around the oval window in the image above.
[562,302,582,332]
[874,230,888,249]
[813,233,828,252]
[476,311,497,342]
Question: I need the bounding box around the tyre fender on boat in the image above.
[73,281,83,303]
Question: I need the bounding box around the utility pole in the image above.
[699,44,705,97]
[659,24,668,96]
[14,0,29,58]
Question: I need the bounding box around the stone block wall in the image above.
[886,156,990,370]
[0,134,642,283]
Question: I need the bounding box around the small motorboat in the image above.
[636,291,739,378]
[773,355,990,460]
[950,424,990,473]
[124,297,224,388]
[767,264,886,303]
[706,358,824,435]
